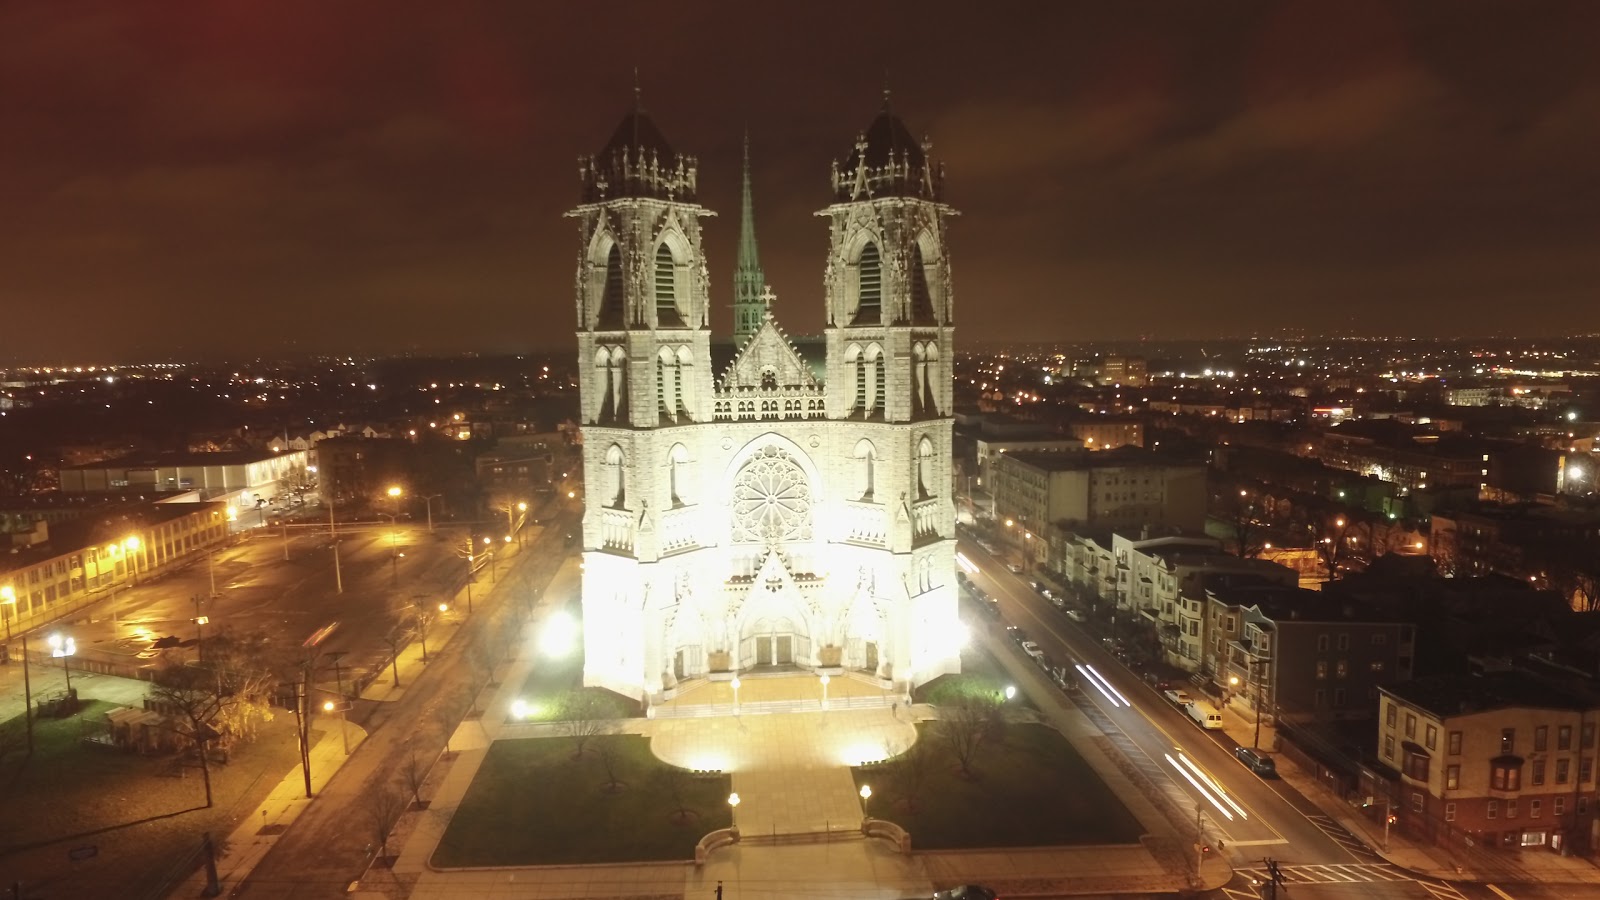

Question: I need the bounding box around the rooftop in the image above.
[1386,670,1600,717]
[61,449,296,470]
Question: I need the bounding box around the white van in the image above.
[1185,700,1224,730]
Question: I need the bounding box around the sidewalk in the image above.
[172,530,540,895]
[1215,698,1600,885]
[177,722,369,896]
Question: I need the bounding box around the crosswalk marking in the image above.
[1305,812,1381,858]
[1417,880,1470,900]
[1236,862,1412,885]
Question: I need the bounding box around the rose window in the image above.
[732,446,812,544]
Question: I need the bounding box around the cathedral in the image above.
[570,95,961,704]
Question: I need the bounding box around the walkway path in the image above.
[370,600,1225,899]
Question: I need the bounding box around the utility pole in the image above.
[294,672,313,798]
[20,634,33,755]
[192,595,207,662]
[329,496,343,594]
[1384,798,1395,849]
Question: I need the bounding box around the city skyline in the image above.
[4,1,1599,363]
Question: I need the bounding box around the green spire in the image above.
[733,129,767,345]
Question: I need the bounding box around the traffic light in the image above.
[1387,813,1398,825]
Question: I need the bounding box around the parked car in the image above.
[1006,562,1024,574]
[1064,609,1088,623]
[1006,625,1029,645]
[1235,746,1279,777]
[1163,688,1193,706]
[1020,641,1044,661]
[1185,700,1225,730]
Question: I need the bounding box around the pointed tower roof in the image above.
[732,130,768,345]
[737,130,762,274]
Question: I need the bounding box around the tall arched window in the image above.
[594,347,614,423]
[656,347,676,422]
[917,436,935,499]
[910,244,935,324]
[854,242,881,325]
[868,343,885,416]
[668,444,690,506]
[655,244,682,327]
[674,346,692,419]
[604,444,626,508]
[598,244,625,330]
[854,439,877,501]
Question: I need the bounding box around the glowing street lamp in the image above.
[1003,684,1017,701]
[731,676,742,714]
[859,783,873,818]
[124,535,142,585]
[820,673,831,710]
[48,633,76,695]
[728,792,741,829]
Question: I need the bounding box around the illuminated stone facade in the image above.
[570,99,960,702]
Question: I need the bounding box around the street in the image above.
[958,537,1600,900]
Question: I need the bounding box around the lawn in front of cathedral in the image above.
[852,722,1143,849]
[432,734,732,866]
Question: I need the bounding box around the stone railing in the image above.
[911,496,941,541]
[839,499,887,547]
[659,504,699,554]
[861,817,911,854]
[694,826,740,864]
[711,387,828,422]
[598,506,634,554]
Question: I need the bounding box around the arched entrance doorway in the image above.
[741,616,809,669]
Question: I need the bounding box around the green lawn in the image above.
[0,700,308,899]
[854,722,1142,850]
[914,644,1037,710]
[434,735,732,866]
[513,629,639,720]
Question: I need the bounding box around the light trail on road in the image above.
[1166,751,1235,820]
[1178,751,1249,820]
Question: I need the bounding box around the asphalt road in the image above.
[958,538,1600,900]
[234,504,579,898]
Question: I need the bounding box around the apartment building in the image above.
[1378,671,1600,853]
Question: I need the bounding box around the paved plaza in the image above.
[370,595,1209,900]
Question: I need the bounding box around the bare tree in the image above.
[592,734,625,793]
[941,695,1001,779]
[1224,488,1267,558]
[401,745,429,809]
[556,691,617,760]
[149,632,280,807]
[883,737,936,813]
[652,764,694,823]
[1310,514,1354,582]
[364,781,408,861]
[433,692,468,756]
[467,637,497,705]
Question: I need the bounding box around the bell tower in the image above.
[570,98,716,430]
[820,96,957,425]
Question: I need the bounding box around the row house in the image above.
[1203,577,1415,724]
[1378,671,1600,854]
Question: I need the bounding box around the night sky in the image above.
[4,1,1598,363]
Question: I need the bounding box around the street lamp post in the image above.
[192,595,208,662]
[820,673,830,710]
[727,792,741,831]
[324,699,350,755]
[48,632,76,696]
[420,493,441,534]
[329,494,343,594]
[859,783,872,818]
[731,676,741,715]
[124,536,142,585]
[515,501,528,547]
